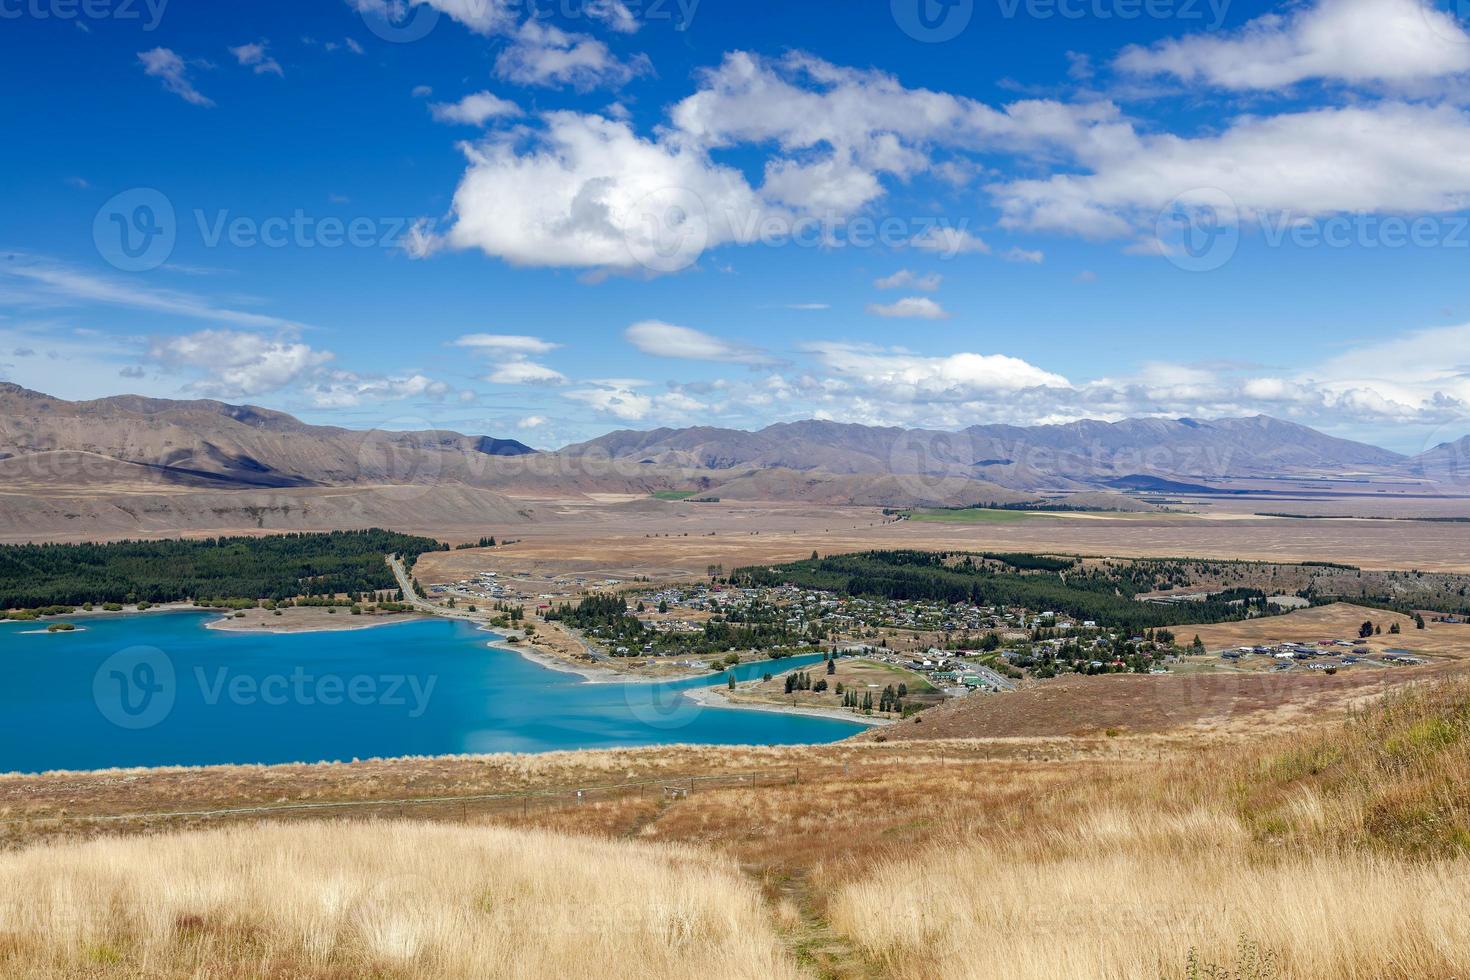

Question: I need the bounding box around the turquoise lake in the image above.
[0,612,863,773]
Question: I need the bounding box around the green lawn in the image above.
[906,508,1037,524]
[650,490,699,501]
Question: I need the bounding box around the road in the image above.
[387,555,508,628]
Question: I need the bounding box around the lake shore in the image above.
[205,607,429,634]
[683,687,892,726]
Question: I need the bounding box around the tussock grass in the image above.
[823,680,1470,979]
[0,821,802,979]
[1241,679,1470,855]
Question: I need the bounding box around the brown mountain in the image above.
[561,415,1407,489]
[0,383,536,491]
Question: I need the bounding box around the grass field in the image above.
[905,507,1037,524]
[0,822,800,980]
[650,490,699,501]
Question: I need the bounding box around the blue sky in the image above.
[5,0,1470,453]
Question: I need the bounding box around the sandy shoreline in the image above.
[683,687,892,726]
[205,611,429,635]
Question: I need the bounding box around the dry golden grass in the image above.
[823,681,1470,980]
[0,820,801,980]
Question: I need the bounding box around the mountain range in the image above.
[0,384,1460,539]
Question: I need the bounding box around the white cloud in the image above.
[451,333,565,384]
[809,343,1071,399]
[588,0,639,33]
[149,330,333,396]
[429,90,521,126]
[485,360,567,384]
[991,103,1470,240]
[412,84,433,98]
[308,371,450,407]
[1115,0,1470,90]
[670,51,1119,216]
[787,303,830,310]
[865,297,952,320]
[0,256,303,331]
[1004,246,1045,263]
[437,111,768,271]
[230,41,283,77]
[346,37,365,54]
[494,21,651,91]
[518,414,548,429]
[875,269,941,291]
[565,384,653,420]
[624,320,774,364]
[138,48,213,107]
[346,0,517,36]
[452,333,560,354]
[910,226,989,256]
[564,381,707,421]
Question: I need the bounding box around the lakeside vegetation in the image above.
[0,530,445,610]
[545,593,822,659]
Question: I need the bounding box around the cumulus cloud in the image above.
[991,102,1470,242]
[307,371,450,407]
[671,52,1118,202]
[138,48,213,106]
[910,226,989,256]
[565,381,706,421]
[148,330,333,396]
[875,269,942,291]
[229,41,283,76]
[419,51,1108,273]
[866,297,951,320]
[451,333,565,384]
[624,320,775,364]
[141,329,451,406]
[346,0,517,36]
[436,111,768,271]
[494,21,651,91]
[1115,0,1470,90]
[429,90,520,126]
[808,343,1071,399]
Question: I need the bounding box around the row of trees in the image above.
[0,530,445,608]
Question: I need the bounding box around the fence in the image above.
[3,766,809,835]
